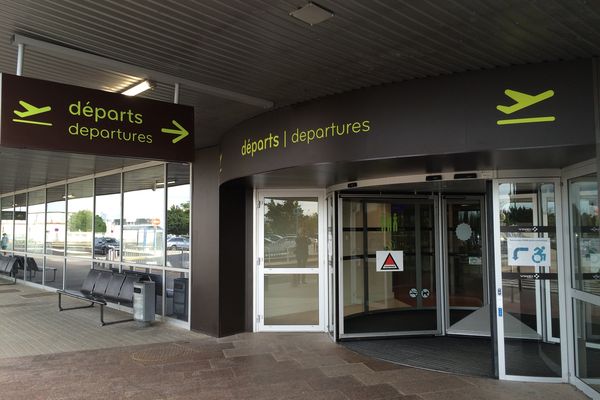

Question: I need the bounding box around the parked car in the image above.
[167,236,190,251]
[94,237,119,255]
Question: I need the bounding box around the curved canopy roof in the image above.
[0,1,599,149]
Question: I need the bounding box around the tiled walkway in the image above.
[0,282,590,399]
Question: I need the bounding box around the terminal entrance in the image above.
[339,191,489,338]
[335,177,566,378]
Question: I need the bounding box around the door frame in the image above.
[492,176,569,383]
[561,159,600,399]
[254,189,327,332]
[442,195,490,336]
[337,194,442,339]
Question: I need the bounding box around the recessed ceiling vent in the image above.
[290,2,334,26]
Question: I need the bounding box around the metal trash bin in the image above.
[133,280,155,326]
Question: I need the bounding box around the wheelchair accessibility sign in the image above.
[507,237,551,267]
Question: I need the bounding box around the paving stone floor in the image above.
[0,281,591,400]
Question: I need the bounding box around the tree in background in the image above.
[167,201,190,236]
[265,200,303,236]
[265,200,318,237]
[69,210,106,233]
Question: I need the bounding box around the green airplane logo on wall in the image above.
[496,89,555,125]
[12,100,52,126]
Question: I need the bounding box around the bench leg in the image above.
[99,304,134,327]
[58,292,95,312]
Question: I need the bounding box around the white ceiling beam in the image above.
[11,34,274,109]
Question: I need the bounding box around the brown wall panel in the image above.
[218,179,249,336]
[190,146,221,336]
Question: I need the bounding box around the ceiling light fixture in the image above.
[290,2,334,26]
[121,80,155,96]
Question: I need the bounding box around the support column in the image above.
[191,146,221,335]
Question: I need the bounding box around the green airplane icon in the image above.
[496,89,555,125]
[497,89,554,115]
[12,100,52,126]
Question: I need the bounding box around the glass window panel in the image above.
[498,182,561,377]
[573,299,600,395]
[67,180,93,258]
[44,256,64,290]
[24,256,45,285]
[13,193,26,252]
[569,174,600,296]
[26,189,45,254]
[1,196,14,253]
[94,175,121,261]
[343,200,437,334]
[166,163,190,269]
[92,259,116,272]
[123,166,164,266]
[263,198,318,268]
[264,274,319,325]
[46,186,66,256]
[166,270,189,321]
[343,259,364,317]
[65,258,92,291]
[342,200,363,228]
[127,266,163,315]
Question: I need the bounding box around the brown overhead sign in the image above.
[0,74,194,162]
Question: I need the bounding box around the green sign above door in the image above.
[0,74,194,162]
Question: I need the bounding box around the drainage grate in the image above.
[131,344,196,365]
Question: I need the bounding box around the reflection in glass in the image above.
[343,199,437,334]
[13,193,26,252]
[24,256,46,285]
[574,300,600,394]
[264,198,318,269]
[499,182,561,377]
[67,180,93,258]
[123,166,164,265]
[45,257,64,290]
[166,163,190,269]
[447,201,485,328]
[1,196,14,253]
[26,189,45,255]
[569,174,600,296]
[66,258,93,291]
[95,175,121,261]
[46,186,66,256]
[343,259,364,317]
[127,266,163,315]
[166,270,189,321]
[264,274,319,325]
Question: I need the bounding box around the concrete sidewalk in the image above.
[0,282,589,399]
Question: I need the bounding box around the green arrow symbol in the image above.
[161,120,189,144]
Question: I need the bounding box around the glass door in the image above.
[339,196,439,337]
[256,191,325,331]
[327,192,336,340]
[444,197,489,336]
[565,169,600,397]
[493,179,566,380]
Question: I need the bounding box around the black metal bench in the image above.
[0,255,18,285]
[14,256,57,283]
[57,269,139,326]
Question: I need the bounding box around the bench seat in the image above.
[0,256,18,285]
[58,269,138,326]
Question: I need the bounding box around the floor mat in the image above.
[343,336,495,377]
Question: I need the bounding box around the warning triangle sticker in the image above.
[381,253,400,270]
